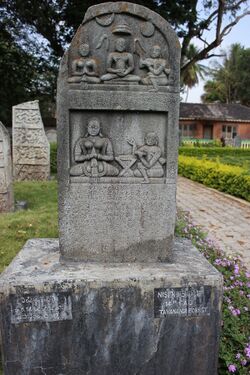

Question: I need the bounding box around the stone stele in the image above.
[0,122,14,212]
[57,1,180,262]
[12,100,50,181]
[0,3,223,375]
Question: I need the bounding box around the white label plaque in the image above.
[10,293,72,324]
[154,286,211,318]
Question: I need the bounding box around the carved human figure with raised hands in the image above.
[140,45,170,89]
[127,132,166,183]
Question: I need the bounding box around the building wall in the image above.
[237,123,250,139]
[179,120,203,138]
[179,120,250,140]
[213,123,221,139]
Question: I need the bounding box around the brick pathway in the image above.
[177,176,250,269]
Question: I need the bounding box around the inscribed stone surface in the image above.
[0,238,223,375]
[12,100,50,181]
[57,2,181,262]
[0,122,14,212]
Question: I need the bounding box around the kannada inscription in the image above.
[10,293,72,324]
[154,286,211,318]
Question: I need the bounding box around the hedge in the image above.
[179,147,250,158]
[178,155,250,202]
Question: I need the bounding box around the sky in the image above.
[187,13,250,103]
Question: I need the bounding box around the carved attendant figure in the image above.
[68,43,100,83]
[140,45,170,89]
[128,132,165,183]
[70,118,119,177]
[101,38,140,83]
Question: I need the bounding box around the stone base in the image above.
[0,238,223,375]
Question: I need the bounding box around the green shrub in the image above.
[181,139,222,147]
[178,155,250,201]
[50,142,57,174]
[179,147,250,158]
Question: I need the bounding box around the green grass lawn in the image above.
[0,180,58,273]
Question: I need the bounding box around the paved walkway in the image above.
[177,177,250,269]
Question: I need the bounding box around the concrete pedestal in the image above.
[0,238,223,375]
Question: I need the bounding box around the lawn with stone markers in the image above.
[0,181,249,374]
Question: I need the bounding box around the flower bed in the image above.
[176,210,250,374]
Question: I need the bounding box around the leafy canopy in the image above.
[202,44,250,106]
[0,0,249,123]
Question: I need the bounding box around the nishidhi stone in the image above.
[12,100,50,181]
[0,4,223,375]
[57,1,181,262]
[0,122,14,212]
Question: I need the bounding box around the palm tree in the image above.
[181,44,209,101]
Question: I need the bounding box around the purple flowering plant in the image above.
[175,210,250,375]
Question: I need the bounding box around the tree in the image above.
[1,0,250,79]
[0,27,39,125]
[0,13,59,125]
[181,44,210,100]
[202,44,250,105]
[235,48,250,106]
[0,0,249,121]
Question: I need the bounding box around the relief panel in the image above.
[14,146,49,165]
[67,12,175,90]
[14,109,41,127]
[69,111,167,183]
[14,128,49,147]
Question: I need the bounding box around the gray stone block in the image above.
[57,2,181,262]
[0,238,223,375]
[0,122,14,212]
[12,100,50,181]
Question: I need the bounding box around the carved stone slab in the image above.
[0,122,14,212]
[57,2,181,262]
[12,100,50,181]
[0,238,223,375]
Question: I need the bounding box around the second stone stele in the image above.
[58,1,180,262]
[0,122,14,212]
[12,100,50,181]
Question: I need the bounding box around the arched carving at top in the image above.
[65,2,180,90]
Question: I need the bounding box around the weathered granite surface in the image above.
[0,4,223,375]
[57,2,180,262]
[0,238,223,375]
[12,100,50,181]
[0,122,14,212]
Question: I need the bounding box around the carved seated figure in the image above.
[101,38,140,83]
[140,45,170,88]
[70,118,119,177]
[128,132,166,183]
[68,43,100,83]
